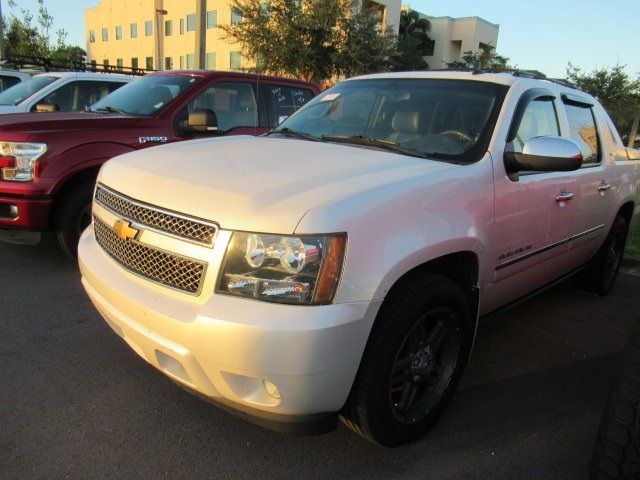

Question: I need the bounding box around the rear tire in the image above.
[54,181,94,259]
[590,325,640,479]
[341,274,473,447]
[574,215,629,296]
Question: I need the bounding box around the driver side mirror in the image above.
[34,103,59,113]
[183,109,219,134]
[505,136,583,178]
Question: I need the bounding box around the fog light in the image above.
[9,205,18,217]
[263,379,281,399]
[0,203,18,219]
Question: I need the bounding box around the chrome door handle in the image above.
[556,191,574,202]
[598,182,612,192]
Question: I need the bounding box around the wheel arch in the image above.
[617,200,635,226]
[48,165,101,228]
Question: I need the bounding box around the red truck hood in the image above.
[0,112,140,135]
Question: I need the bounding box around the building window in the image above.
[145,20,153,37]
[131,57,138,69]
[165,57,172,70]
[187,13,196,32]
[145,57,153,70]
[103,59,109,66]
[186,53,195,70]
[130,23,138,38]
[89,30,95,43]
[230,51,241,70]
[179,56,184,69]
[115,25,122,40]
[164,20,173,36]
[425,40,435,56]
[206,52,216,70]
[207,10,217,28]
[101,27,108,41]
[231,7,242,25]
[179,18,184,35]
[116,58,123,68]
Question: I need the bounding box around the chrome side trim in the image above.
[495,224,605,271]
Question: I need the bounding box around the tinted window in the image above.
[36,80,124,112]
[278,79,507,162]
[264,85,314,127]
[0,75,23,92]
[565,103,600,164]
[182,82,257,131]
[511,98,559,153]
[0,76,57,106]
[91,75,200,116]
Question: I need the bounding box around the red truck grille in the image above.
[94,184,217,247]
[93,216,207,295]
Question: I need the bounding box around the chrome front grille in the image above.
[93,216,207,295]
[94,184,217,247]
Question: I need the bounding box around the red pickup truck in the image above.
[0,70,319,256]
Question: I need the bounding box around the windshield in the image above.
[90,74,201,116]
[0,76,57,106]
[276,79,508,163]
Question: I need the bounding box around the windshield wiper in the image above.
[93,105,128,115]
[320,134,433,160]
[265,127,321,142]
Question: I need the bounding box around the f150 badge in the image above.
[139,136,168,144]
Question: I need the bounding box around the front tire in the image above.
[54,182,94,259]
[575,215,629,296]
[341,274,474,446]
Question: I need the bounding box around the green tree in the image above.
[3,0,86,64]
[447,45,512,71]
[392,9,431,71]
[221,0,396,83]
[566,64,640,147]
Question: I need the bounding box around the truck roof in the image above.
[146,69,318,88]
[32,71,132,81]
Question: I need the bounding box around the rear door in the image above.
[261,83,315,128]
[560,94,614,264]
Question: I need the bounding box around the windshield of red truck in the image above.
[275,79,508,163]
[90,74,201,116]
[0,75,57,106]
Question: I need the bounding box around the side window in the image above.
[75,81,125,111]
[564,103,601,165]
[184,82,257,131]
[263,85,314,128]
[37,81,76,111]
[0,75,22,92]
[511,97,559,153]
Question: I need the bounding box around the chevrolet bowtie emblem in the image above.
[113,219,139,241]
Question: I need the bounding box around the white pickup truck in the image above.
[78,71,640,446]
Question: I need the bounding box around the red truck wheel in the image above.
[54,182,94,259]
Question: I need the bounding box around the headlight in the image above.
[0,142,47,182]
[217,232,346,305]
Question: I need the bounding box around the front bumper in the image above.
[79,228,380,433]
[0,193,52,232]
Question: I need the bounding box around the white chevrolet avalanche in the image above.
[79,71,640,446]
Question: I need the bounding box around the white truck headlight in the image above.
[217,232,346,305]
[0,142,47,182]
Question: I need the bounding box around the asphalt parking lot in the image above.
[2,236,639,480]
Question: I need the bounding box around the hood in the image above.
[0,111,140,135]
[98,136,458,233]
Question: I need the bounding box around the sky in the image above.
[5,0,640,79]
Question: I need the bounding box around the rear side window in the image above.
[511,98,559,153]
[564,103,601,165]
[263,85,314,127]
[0,75,23,92]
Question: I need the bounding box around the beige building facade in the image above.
[85,0,403,72]
[408,8,500,69]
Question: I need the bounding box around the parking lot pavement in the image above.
[2,235,639,480]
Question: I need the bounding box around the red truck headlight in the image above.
[0,142,47,182]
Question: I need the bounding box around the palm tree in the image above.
[393,9,432,71]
